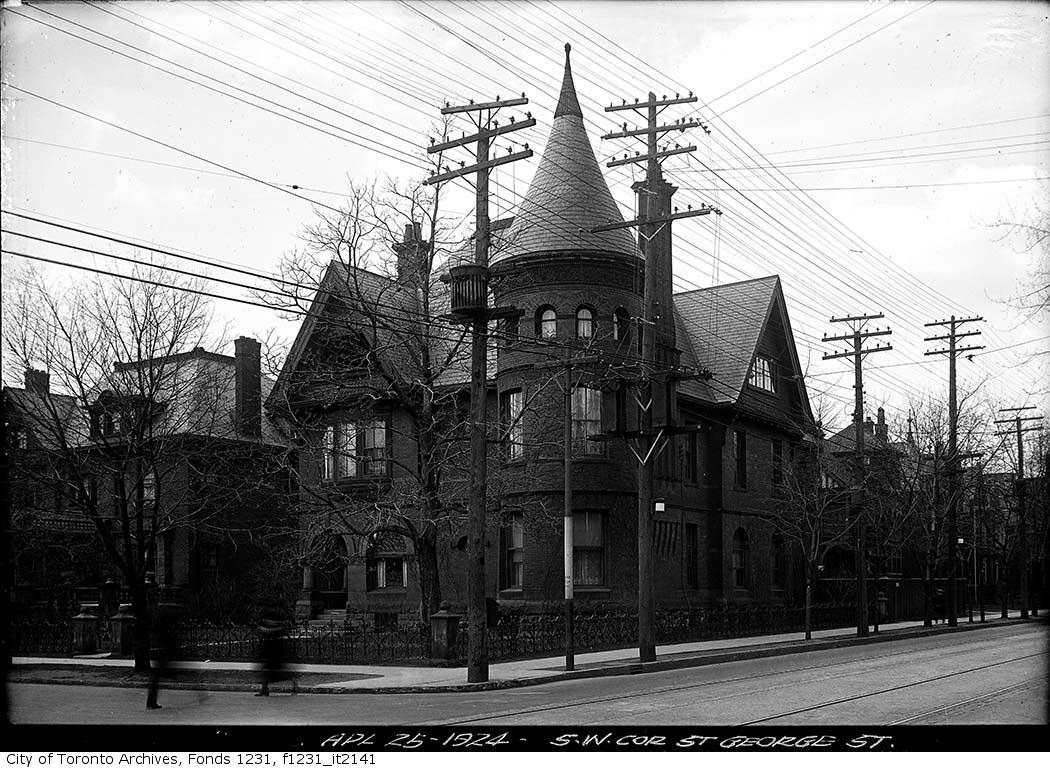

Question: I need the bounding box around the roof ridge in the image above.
[673,274,780,296]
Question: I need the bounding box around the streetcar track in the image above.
[424,625,1045,725]
[734,651,1046,725]
[887,675,1049,725]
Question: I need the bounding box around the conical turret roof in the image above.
[495,44,639,263]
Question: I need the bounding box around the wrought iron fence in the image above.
[10,619,73,656]
[171,618,430,665]
[462,602,856,663]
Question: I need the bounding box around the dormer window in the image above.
[536,306,557,339]
[749,356,776,393]
[576,306,594,339]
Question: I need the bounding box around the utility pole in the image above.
[534,351,599,671]
[426,95,534,683]
[594,91,715,662]
[925,315,983,627]
[822,313,892,637]
[994,406,1043,620]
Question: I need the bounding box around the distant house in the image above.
[5,338,295,622]
[269,47,818,622]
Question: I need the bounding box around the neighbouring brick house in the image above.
[5,338,296,622]
[269,47,818,622]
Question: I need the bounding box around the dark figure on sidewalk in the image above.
[146,604,179,710]
[933,589,947,624]
[255,603,296,696]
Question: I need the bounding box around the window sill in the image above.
[498,588,523,597]
[366,588,407,595]
[573,586,610,593]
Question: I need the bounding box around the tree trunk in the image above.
[998,573,1008,619]
[129,583,152,673]
[804,567,813,641]
[923,560,933,627]
[414,526,442,623]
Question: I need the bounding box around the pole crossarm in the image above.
[822,345,892,361]
[993,416,1044,424]
[606,94,698,112]
[823,329,892,343]
[924,315,984,327]
[428,118,536,153]
[924,330,983,342]
[441,95,529,114]
[995,427,1044,436]
[830,313,884,323]
[591,206,718,233]
[602,120,707,140]
[999,406,1038,412]
[924,345,985,357]
[425,149,534,186]
[607,145,698,168]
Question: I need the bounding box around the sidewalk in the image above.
[11,611,1036,694]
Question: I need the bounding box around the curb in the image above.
[11,617,1039,695]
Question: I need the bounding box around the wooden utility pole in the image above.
[595,91,714,662]
[924,315,983,627]
[994,406,1043,620]
[534,352,599,671]
[426,96,534,683]
[822,313,892,637]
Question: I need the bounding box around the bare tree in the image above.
[4,266,290,669]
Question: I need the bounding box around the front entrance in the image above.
[312,533,348,611]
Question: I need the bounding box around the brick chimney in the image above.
[24,368,50,394]
[876,407,887,441]
[233,337,261,438]
[393,221,428,287]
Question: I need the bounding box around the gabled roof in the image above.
[674,275,781,403]
[674,275,815,428]
[267,260,481,412]
[496,45,638,263]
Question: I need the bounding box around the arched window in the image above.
[613,307,631,342]
[732,528,749,588]
[535,306,557,339]
[576,306,594,339]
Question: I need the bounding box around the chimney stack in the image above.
[234,337,261,438]
[876,407,887,441]
[394,221,428,287]
[24,369,50,394]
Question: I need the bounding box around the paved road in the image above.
[8,623,1047,726]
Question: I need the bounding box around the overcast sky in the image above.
[2,0,1048,435]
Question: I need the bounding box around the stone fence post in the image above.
[109,604,136,657]
[72,603,100,655]
[429,602,462,665]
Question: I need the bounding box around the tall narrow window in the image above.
[360,421,386,475]
[772,534,786,589]
[500,515,524,590]
[536,306,557,339]
[336,423,357,478]
[142,470,156,502]
[322,426,335,481]
[576,306,594,339]
[366,532,406,590]
[749,356,776,392]
[734,430,748,489]
[685,523,699,588]
[684,430,698,483]
[573,511,604,586]
[571,386,603,455]
[732,528,749,588]
[500,389,524,461]
[613,307,631,342]
[771,439,784,488]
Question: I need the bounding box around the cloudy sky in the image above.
[2,0,1048,434]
